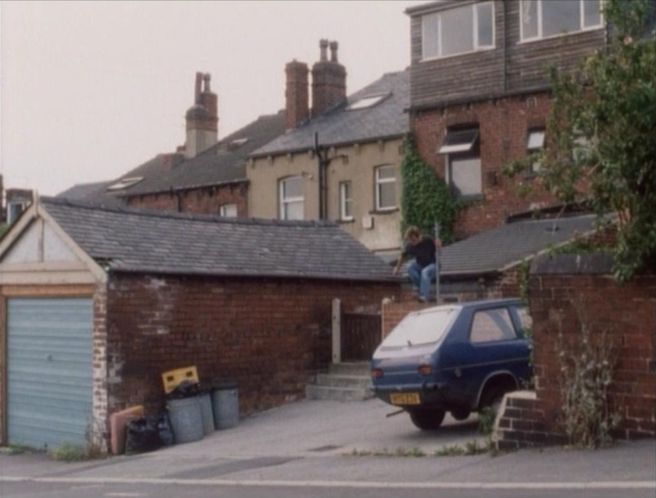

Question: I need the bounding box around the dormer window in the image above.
[421,2,495,60]
[520,0,603,42]
[106,176,143,191]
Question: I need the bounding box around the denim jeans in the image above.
[407,261,436,301]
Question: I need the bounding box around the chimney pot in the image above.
[195,72,203,104]
[319,39,329,62]
[329,41,338,62]
[203,73,211,92]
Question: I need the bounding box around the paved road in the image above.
[0,480,654,498]
[1,400,654,498]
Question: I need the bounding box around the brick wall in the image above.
[411,92,557,238]
[91,282,109,452]
[495,253,656,449]
[126,182,248,217]
[105,273,399,418]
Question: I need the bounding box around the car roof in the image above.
[417,298,523,314]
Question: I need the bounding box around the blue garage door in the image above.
[7,298,93,450]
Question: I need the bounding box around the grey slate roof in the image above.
[120,112,286,196]
[440,214,599,276]
[41,197,396,282]
[253,69,409,156]
[58,181,114,200]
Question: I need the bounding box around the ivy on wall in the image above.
[400,135,459,244]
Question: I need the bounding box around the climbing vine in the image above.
[400,135,459,243]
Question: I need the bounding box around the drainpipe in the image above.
[314,132,329,220]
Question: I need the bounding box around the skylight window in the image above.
[229,137,249,148]
[346,94,387,110]
[106,176,144,191]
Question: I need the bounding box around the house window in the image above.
[470,308,517,343]
[339,181,353,221]
[219,203,237,218]
[278,176,304,220]
[520,0,603,42]
[439,128,482,198]
[6,201,27,224]
[527,128,546,174]
[421,2,495,60]
[375,165,397,211]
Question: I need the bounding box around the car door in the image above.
[439,305,529,407]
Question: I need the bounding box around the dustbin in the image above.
[197,389,215,435]
[166,397,204,444]
[212,381,239,430]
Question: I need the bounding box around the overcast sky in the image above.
[0,1,425,196]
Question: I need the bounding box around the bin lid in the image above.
[212,379,238,390]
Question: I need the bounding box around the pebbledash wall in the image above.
[412,93,556,238]
[124,183,248,218]
[495,253,656,449]
[103,273,399,425]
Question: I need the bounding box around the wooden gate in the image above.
[341,312,382,361]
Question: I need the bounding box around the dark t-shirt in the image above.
[403,236,435,268]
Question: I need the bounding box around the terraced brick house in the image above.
[248,41,409,260]
[406,0,608,237]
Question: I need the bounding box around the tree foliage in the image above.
[508,0,656,280]
[400,136,459,243]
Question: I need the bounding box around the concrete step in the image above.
[328,361,371,376]
[315,373,372,389]
[305,384,373,401]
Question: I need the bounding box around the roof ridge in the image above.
[40,196,337,229]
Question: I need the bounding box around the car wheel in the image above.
[409,408,446,430]
[450,408,471,421]
[480,384,513,417]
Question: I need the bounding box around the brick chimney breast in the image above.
[311,39,346,117]
[285,60,310,130]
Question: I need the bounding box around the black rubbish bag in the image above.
[125,416,162,455]
[158,413,174,447]
[167,380,200,400]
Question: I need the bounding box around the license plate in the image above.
[389,392,421,406]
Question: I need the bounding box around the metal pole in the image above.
[434,222,440,305]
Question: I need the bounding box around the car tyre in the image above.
[450,408,471,421]
[409,408,446,430]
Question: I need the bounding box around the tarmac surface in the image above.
[1,398,654,498]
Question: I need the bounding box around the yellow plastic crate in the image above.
[162,366,199,394]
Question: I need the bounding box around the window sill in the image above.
[369,208,399,215]
[518,25,605,45]
[337,218,355,225]
[456,194,484,205]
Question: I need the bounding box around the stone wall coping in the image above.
[506,390,537,400]
[531,252,614,275]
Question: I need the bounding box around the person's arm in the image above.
[393,254,404,275]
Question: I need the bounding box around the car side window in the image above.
[469,308,517,343]
[515,306,533,336]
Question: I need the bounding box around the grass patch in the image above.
[49,443,89,462]
[347,447,426,458]
[434,440,490,457]
[0,445,31,456]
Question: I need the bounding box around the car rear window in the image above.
[381,308,456,348]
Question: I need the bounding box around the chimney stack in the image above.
[185,72,218,158]
[285,60,309,130]
[311,39,346,117]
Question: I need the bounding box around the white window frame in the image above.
[278,176,304,221]
[446,153,483,199]
[421,2,496,61]
[526,128,546,174]
[374,165,397,211]
[520,0,605,43]
[6,201,28,224]
[339,181,354,221]
[219,203,238,218]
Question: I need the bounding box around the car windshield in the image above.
[381,307,457,348]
